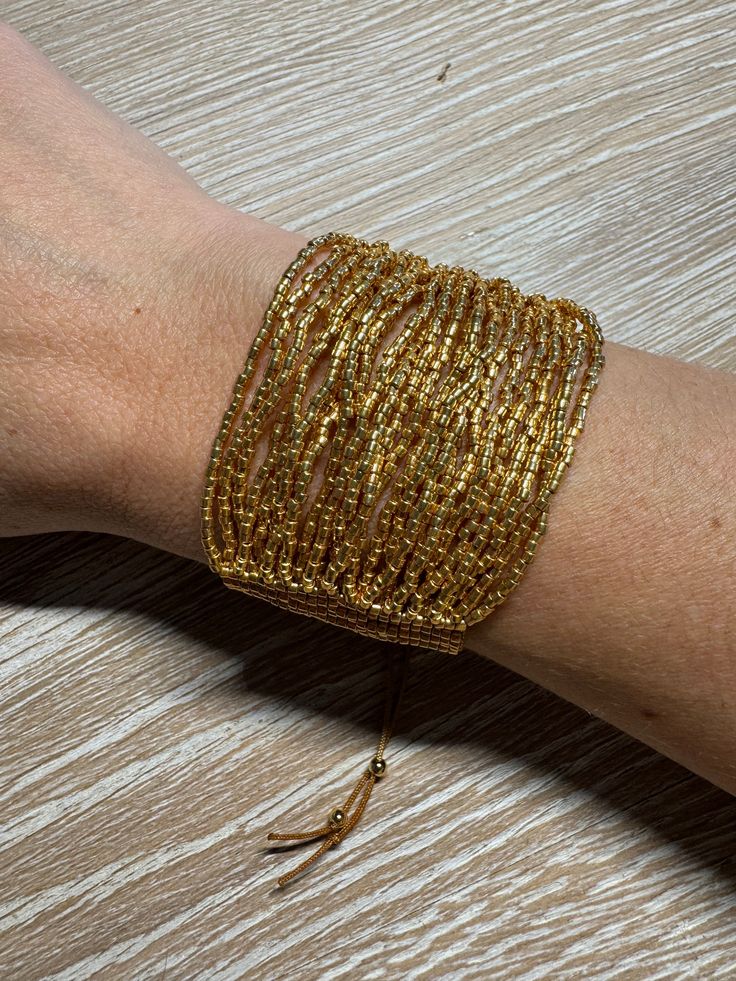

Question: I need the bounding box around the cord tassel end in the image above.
[266,646,409,888]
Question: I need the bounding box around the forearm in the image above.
[467,342,736,793]
[113,214,736,794]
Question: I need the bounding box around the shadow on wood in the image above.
[2,528,735,898]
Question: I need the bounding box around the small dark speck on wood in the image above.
[437,62,451,82]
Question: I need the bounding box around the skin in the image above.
[1,25,734,793]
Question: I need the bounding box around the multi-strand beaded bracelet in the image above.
[201,231,604,887]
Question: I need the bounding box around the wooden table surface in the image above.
[1,1,735,978]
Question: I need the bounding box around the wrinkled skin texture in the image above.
[0,23,305,550]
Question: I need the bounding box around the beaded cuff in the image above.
[201,232,604,655]
[200,231,604,886]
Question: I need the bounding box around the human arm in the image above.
[2,24,734,794]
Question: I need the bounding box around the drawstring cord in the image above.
[266,644,411,888]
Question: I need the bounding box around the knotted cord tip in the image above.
[266,645,410,888]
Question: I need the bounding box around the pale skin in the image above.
[1,25,734,793]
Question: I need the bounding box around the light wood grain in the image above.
[1,1,735,978]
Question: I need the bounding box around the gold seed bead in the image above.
[201,233,604,655]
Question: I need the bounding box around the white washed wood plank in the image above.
[1,1,735,978]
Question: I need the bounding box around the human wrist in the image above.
[106,205,309,560]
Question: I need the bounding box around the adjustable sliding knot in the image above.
[265,645,409,888]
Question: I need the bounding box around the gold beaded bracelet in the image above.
[201,231,604,887]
